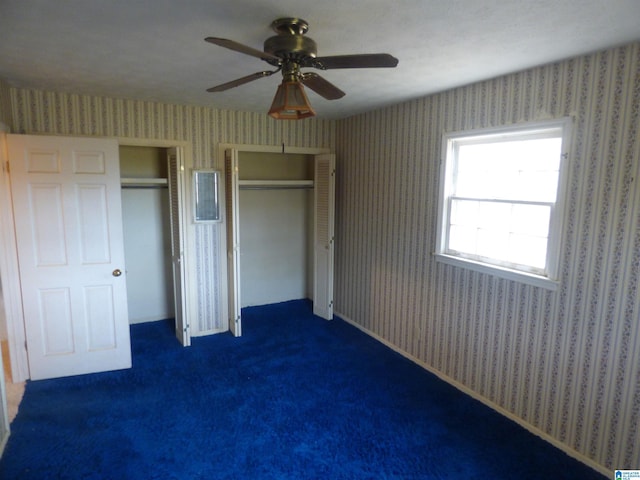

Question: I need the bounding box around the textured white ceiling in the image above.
[1,0,639,119]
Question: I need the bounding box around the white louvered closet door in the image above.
[225,149,242,336]
[313,154,336,320]
[167,148,189,346]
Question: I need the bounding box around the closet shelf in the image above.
[238,179,314,190]
[121,177,168,188]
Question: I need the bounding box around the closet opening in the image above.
[119,146,175,330]
[238,151,315,308]
[224,144,335,336]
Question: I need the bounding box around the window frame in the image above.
[435,118,572,290]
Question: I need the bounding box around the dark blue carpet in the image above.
[0,300,604,479]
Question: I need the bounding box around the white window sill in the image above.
[434,253,559,291]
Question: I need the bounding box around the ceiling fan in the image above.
[205,17,399,119]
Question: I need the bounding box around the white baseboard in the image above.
[334,310,609,478]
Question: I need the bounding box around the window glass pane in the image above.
[516,170,559,202]
[448,201,551,271]
[510,204,550,237]
[448,224,478,254]
[450,199,479,226]
[456,137,562,202]
[477,229,509,261]
[478,202,511,231]
[507,234,547,269]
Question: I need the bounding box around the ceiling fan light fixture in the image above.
[268,80,315,120]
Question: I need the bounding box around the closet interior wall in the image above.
[119,146,175,324]
[238,152,314,307]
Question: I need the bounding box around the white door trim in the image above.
[0,132,30,382]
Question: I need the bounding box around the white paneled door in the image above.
[8,134,131,380]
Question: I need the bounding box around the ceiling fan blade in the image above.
[205,37,281,63]
[314,53,399,69]
[301,73,345,100]
[207,70,276,92]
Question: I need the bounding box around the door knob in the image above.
[112,269,122,277]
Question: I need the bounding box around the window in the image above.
[435,119,571,289]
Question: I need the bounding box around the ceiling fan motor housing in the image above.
[264,18,317,66]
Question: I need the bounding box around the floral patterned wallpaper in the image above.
[335,42,639,474]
